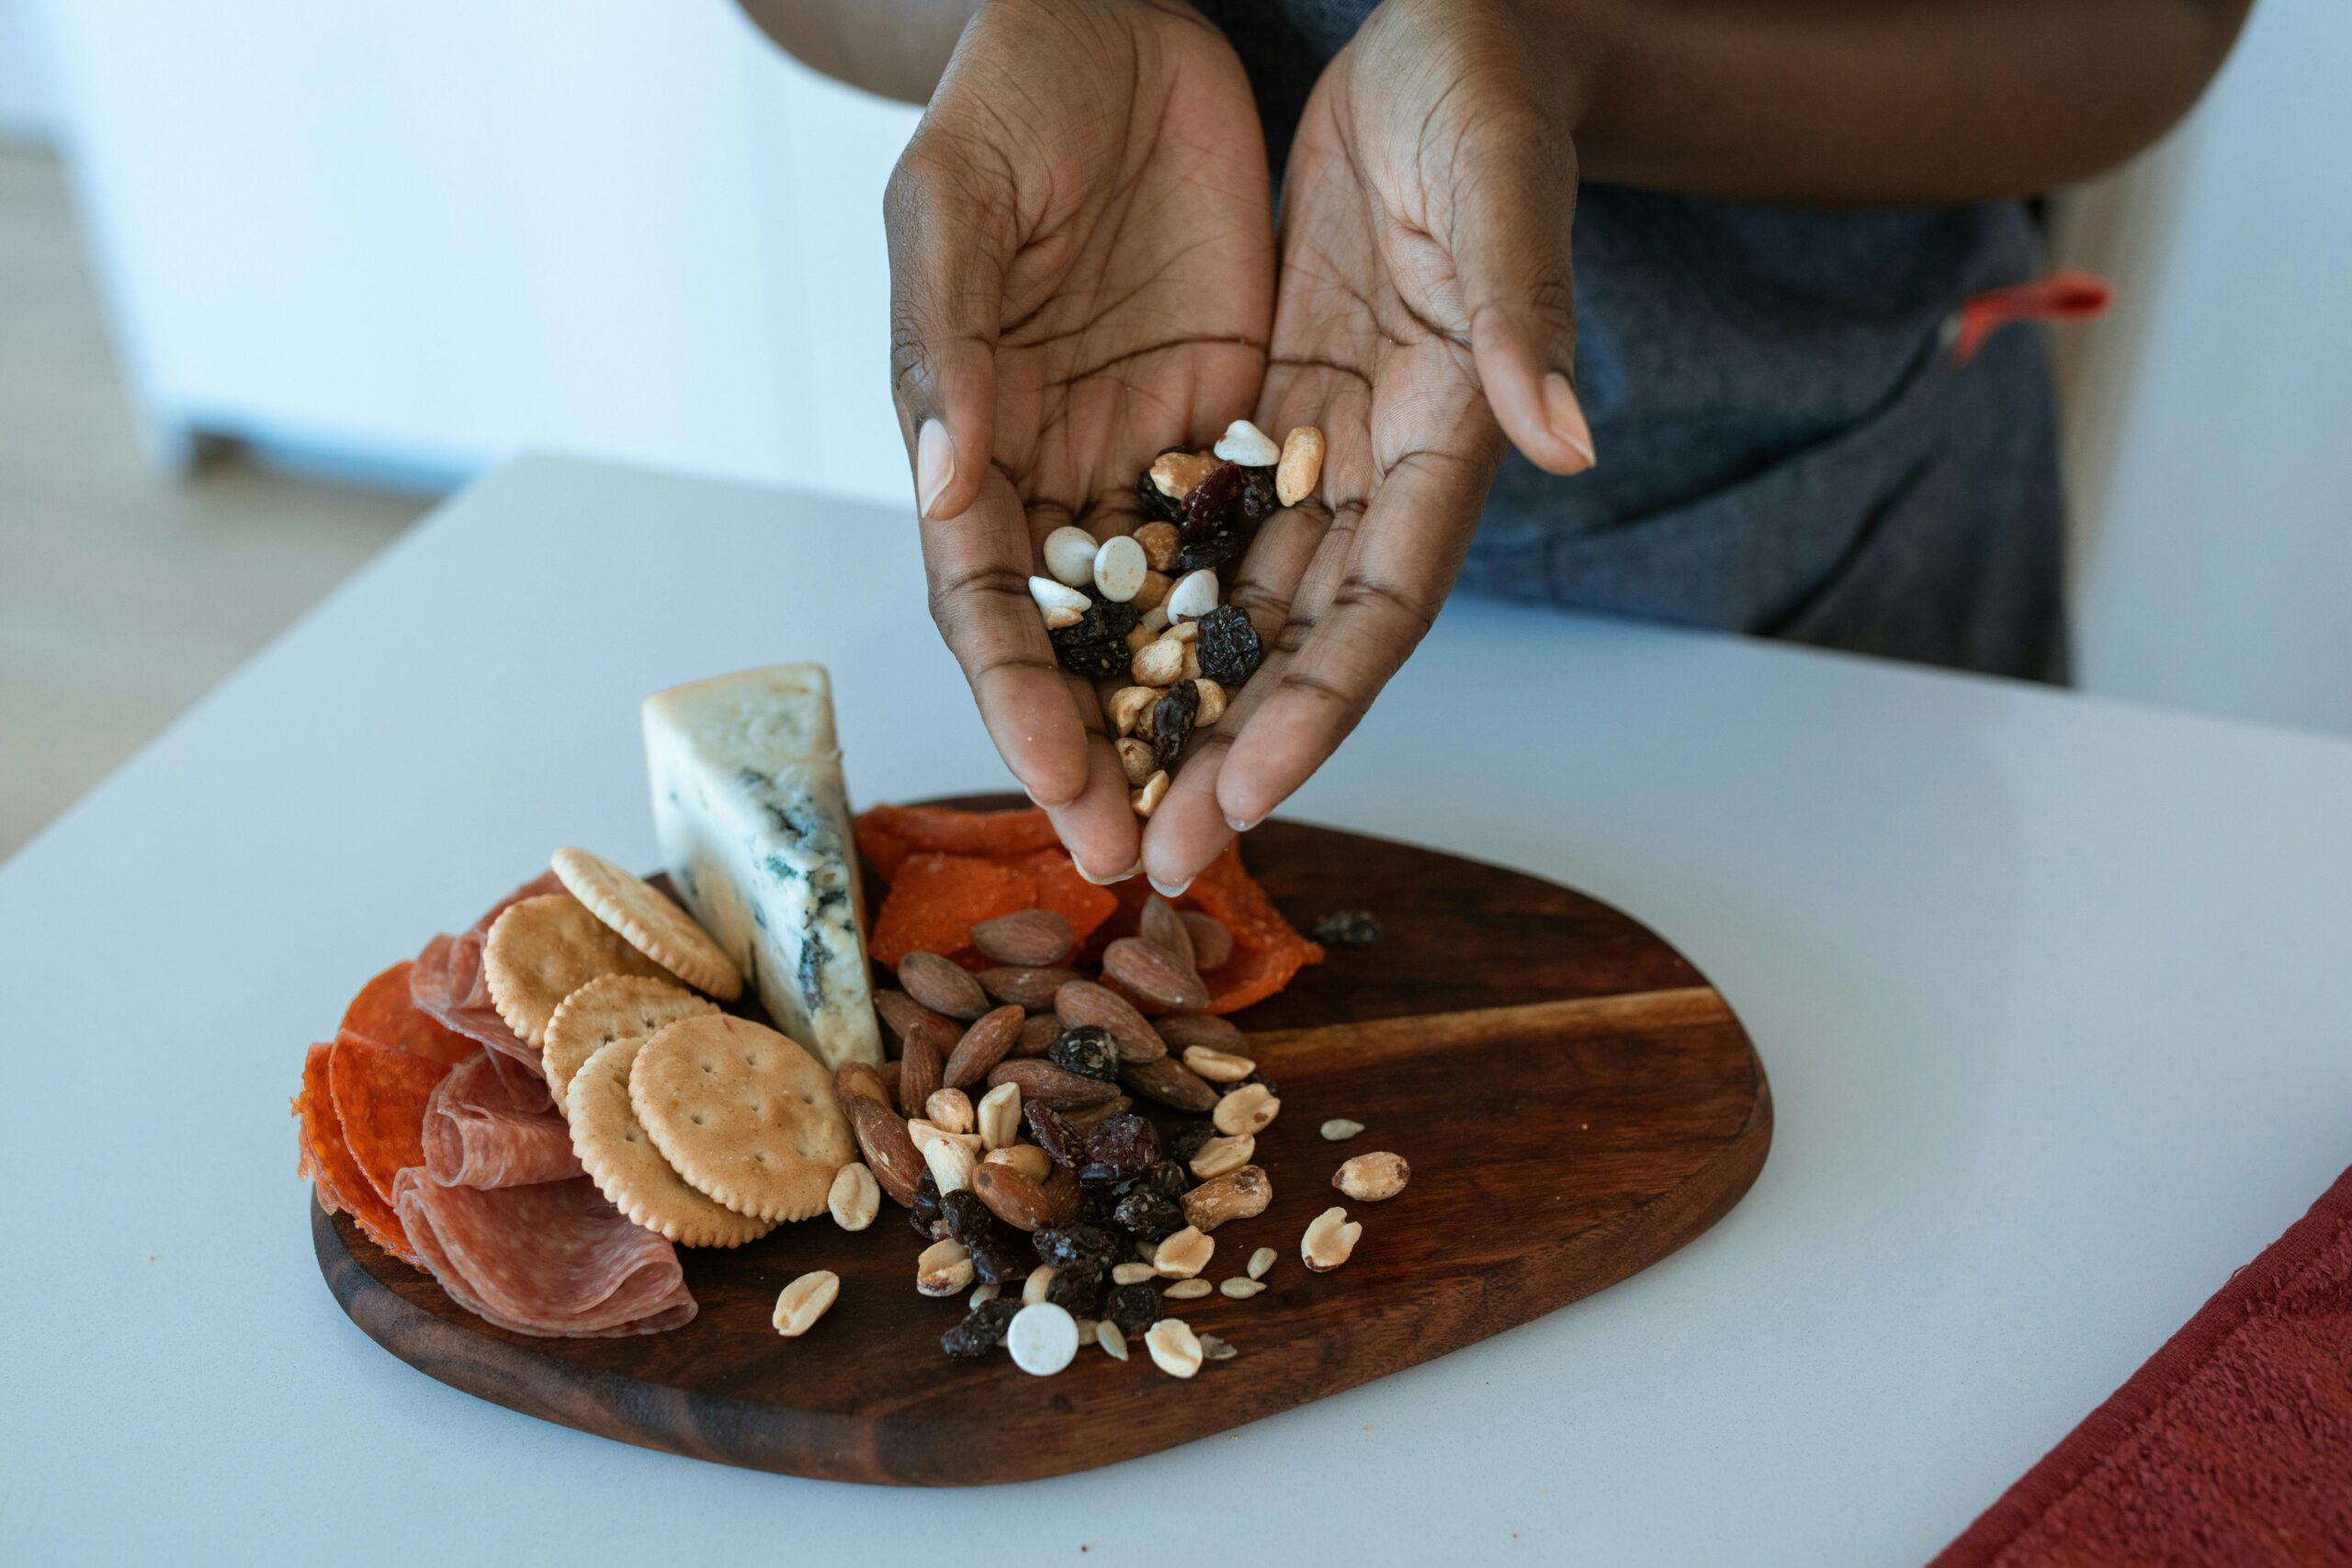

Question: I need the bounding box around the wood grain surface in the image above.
[314,812,1772,1485]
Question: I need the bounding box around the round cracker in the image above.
[542,974,718,1115]
[551,846,742,1000]
[483,893,666,1049]
[629,1014,852,1224]
[569,1036,775,1247]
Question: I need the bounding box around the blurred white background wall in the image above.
[16,0,2349,735]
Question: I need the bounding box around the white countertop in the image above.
[6,455,2348,1565]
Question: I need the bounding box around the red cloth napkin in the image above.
[1934,1165,2352,1567]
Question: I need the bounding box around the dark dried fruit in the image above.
[939,1189,991,1245]
[1309,908,1383,947]
[1080,1182,1123,1228]
[1239,1068,1279,1097]
[1077,1112,1162,1184]
[967,1222,1032,1285]
[1194,604,1262,686]
[1135,1158,1191,1199]
[1026,1100,1087,1167]
[1176,461,1250,570]
[1111,1187,1184,1242]
[1169,1120,1219,1165]
[1049,592,1142,678]
[1032,1222,1119,1272]
[1135,449,1186,525]
[1048,1025,1121,1083]
[909,1170,944,1239]
[1106,1281,1160,1336]
[1148,681,1200,771]
[1045,1259,1106,1316]
[1237,465,1279,526]
[942,1296,1021,1359]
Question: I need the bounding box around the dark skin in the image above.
[742,0,2249,888]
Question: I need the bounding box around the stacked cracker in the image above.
[484,845,853,1247]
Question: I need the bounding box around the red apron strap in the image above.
[1944,269,2113,365]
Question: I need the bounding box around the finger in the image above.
[1444,126,1594,477]
[884,129,1012,520]
[1050,684,1145,884]
[1136,500,1331,891]
[920,469,1096,818]
[1215,437,1494,831]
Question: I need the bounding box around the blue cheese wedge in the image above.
[642,665,882,1071]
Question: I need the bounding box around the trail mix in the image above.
[1024,420,1325,818]
[830,893,1347,1378]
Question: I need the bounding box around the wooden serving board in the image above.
[315,813,1771,1485]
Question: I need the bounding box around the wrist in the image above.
[1487,0,1611,138]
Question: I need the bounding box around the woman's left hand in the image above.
[1140,0,1599,891]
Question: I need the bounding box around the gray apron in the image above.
[1197,0,2069,682]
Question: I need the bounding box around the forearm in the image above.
[1517,0,2252,203]
[735,0,978,104]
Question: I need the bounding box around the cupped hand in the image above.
[1139,0,1597,892]
[887,0,1273,880]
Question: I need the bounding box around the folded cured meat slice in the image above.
[295,1043,416,1263]
[422,1049,582,1189]
[410,872,564,1081]
[328,1035,453,1204]
[392,1170,695,1337]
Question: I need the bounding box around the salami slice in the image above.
[328,1034,452,1204]
[410,873,564,1078]
[392,1170,695,1337]
[423,1050,582,1189]
[338,960,477,1067]
[295,1043,416,1263]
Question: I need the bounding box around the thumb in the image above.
[1445,124,1595,477]
[883,127,1012,520]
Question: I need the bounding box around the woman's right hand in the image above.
[886,0,1274,881]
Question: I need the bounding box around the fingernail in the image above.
[916,418,956,518]
[1148,875,1193,898]
[1224,814,1261,834]
[1078,859,1142,886]
[1542,373,1597,471]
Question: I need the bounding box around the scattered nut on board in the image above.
[1213,1082,1281,1135]
[772,1270,839,1337]
[1320,1118,1365,1142]
[1302,1205,1363,1272]
[1154,1224,1214,1279]
[827,1163,879,1231]
[1146,1318,1204,1378]
[1247,1247,1276,1280]
[1334,1151,1411,1201]
[1164,1278,1212,1300]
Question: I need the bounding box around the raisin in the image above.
[1237,466,1279,526]
[1194,604,1262,686]
[1077,1112,1162,1184]
[1111,1187,1184,1242]
[1309,909,1383,947]
[1033,1222,1119,1271]
[1176,462,1250,570]
[909,1170,944,1239]
[1239,1068,1279,1098]
[1135,454,1185,525]
[1045,1259,1107,1316]
[1168,1120,1219,1165]
[1080,1181,1124,1227]
[1048,1025,1121,1083]
[1048,594,1141,679]
[1136,1158,1191,1199]
[1026,1101,1086,1167]
[967,1222,1031,1285]
[941,1297,1021,1359]
[940,1189,992,1245]
[1105,1282,1160,1336]
[1148,681,1200,772]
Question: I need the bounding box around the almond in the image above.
[1119,1055,1219,1112]
[874,988,950,1045]
[1062,1093,1135,1133]
[1102,936,1211,1011]
[842,1095,924,1207]
[1137,895,1194,969]
[1180,911,1234,972]
[1182,1164,1272,1233]
[987,1058,1123,1110]
[944,1004,1023,1089]
[1056,978,1167,1063]
[898,1021,945,1112]
[978,965,1082,1010]
[899,951,989,1020]
[1012,1011,1062,1057]
[972,1161,1055,1231]
[969,908,1074,967]
[1156,1012,1245,1053]
[832,1061,892,1109]
[1039,1161,1083,1224]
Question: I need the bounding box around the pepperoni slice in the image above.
[328,1035,452,1205]
[338,961,476,1067]
[295,1043,416,1263]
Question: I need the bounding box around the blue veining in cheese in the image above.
[641,664,881,1070]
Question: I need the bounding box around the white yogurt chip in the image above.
[1006,1302,1080,1376]
[1213,419,1280,468]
